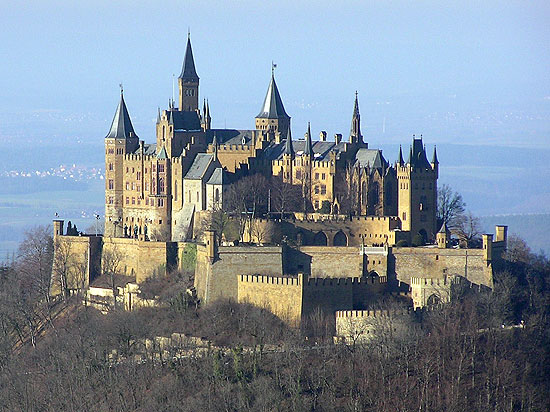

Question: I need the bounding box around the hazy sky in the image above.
[1,0,549,148]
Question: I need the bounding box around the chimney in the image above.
[319,131,327,142]
[334,133,342,144]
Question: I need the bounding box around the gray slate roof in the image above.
[354,149,387,169]
[184,153,214,180]
[143,144,157,156]
[179,37,199,80]
[105,93,137,139]
[408,136,431,169]
[256,75,290,119]
[206,167,231,185]
[156,146,168,159]
[169,110,201,131]
[206,129,255,146]
[263,139,345,161]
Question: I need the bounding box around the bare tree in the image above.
[102,246,124,308]
[437,184,466,229]
[454,212,482,248]
[270,175,301,218]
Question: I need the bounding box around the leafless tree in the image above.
[438,183,466,229]
[270,175,301,218]
[102,246,124,308]
[454,211,482,247]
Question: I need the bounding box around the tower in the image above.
[301,123,313,210]
[397,135,438,243]
[349,91,364,145]
[282,126,294,183]
[255,69,290,137]
[104,88,139,237]
[178,35,199,112]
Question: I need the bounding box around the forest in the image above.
[0,226,549,411]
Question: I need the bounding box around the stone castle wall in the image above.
[392,247,492,288]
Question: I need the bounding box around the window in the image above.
[145,182,149,191]
[126,167,129,173]
[108,180,114,190]
[146,198,149,205]
[108,163,113,171]
[314,186,319,194]
[402,212,406,221]
[196,192,199,202]
[159,178,165,194]
[315,173,319,180]
[322,173,326,180]
[126,182,130,190]
[108,196,113,204]
[137,184,141,191]
[145,168,148,173]
[137,172,141,180]
[158,164,165,173]
[321,185,326,195]
[296,170,302,180]
[314,200,319,209]
[215,188,220,202]
[132,167,135,173]
[159,219,162,224]
[126,197,129,205]
[158,198,164,207]
[131,183,135,190]
[132,197,135,205]
[175,185,178,201]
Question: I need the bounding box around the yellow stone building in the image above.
[103,35,439,245]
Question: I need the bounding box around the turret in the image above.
[436,223,450,249]
[255,67,290,137]
[178,34,199,112]
[304,122,313,157]
[431,146,439,178]
[349,91,364,145]
[53,219,64,239]
[398,145,404,166]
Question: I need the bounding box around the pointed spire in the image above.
[283,127,294,156]
[304,122,313,156]
[407,146,413,164]
[256,72,290,119]
[438,222,450,234]
[206,99,211,120]
[105,89,137,139]
[212,133,218,161]
[202,99,206,118]
[398,145,404,165]
[156,107,161,124]
[156,146,168,159]
[168,110,174,125]
[432,145,439,164]
[349,91,362,143]
[179,36,199,80]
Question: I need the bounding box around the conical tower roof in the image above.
[105,90,137,139]
[283,127,294,156]
[179,36,199,80]
[398,145,404,165]
[432,145,439,164]
[256,74,289,119]
[304,122,313,156]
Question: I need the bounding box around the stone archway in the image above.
[427,293,441,306]
[313,231,328,246]
[333,230,348,246]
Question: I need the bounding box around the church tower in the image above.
[255,70,290,137]
[397,135,438,243]
[349,92,364,145]
[178,35,199,112]
[104,88,139,237]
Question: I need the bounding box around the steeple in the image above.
[349,91,363,144]
[105,88,137,139]
[283,127,294,156]
[304,122,313,156]
[398,145,404,165]
[255,69,290,137]
[178,34,200,112]
[179,35,199,81]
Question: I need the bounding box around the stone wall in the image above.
[392,246,492,288]
[195,245,284,304]
[237,274,303,325]
[285,246,364,278]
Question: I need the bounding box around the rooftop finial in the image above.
[355,90,358,98]
[272,61,277,76]
[188,27,190,39]
[119,83,123,96]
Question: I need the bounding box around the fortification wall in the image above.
[392,247,492,288]
[285,246,364,278]
[302,277,354,316]
[194,245,283,304]
[237,274,303,326]
[101,238,177,283]
[51,235,102,295]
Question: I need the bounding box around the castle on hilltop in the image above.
[51,35,508,329]
[104,35,438,245]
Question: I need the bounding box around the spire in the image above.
[407,146,413,164]
[438,222,450,234]
[432,145,439,164]
[283,127,294,156]
[304,122,313,156]
[349,91,363,143]
[256,72,289,119]
[212,133,218,161]
[202,99,206,119]
[156,107,161,124]
[206,99,211,120]
[398,145,404,165]
[179,36,199,80]
[168,110,174,125]
[105,89,137,139]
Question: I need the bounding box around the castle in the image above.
[103,35,438,246]
[51,35,508,331]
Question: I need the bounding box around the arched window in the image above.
[333,231,348,246]
[215,188,220,203]
[159,178,165,194]
[313,231,328,246]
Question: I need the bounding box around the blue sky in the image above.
[1,0,549,148]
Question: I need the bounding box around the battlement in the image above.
[336,305,436,319]
[215,143,251,152]
[238,274,301,286]
[306,276,386,286]
[410,276,457,286]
